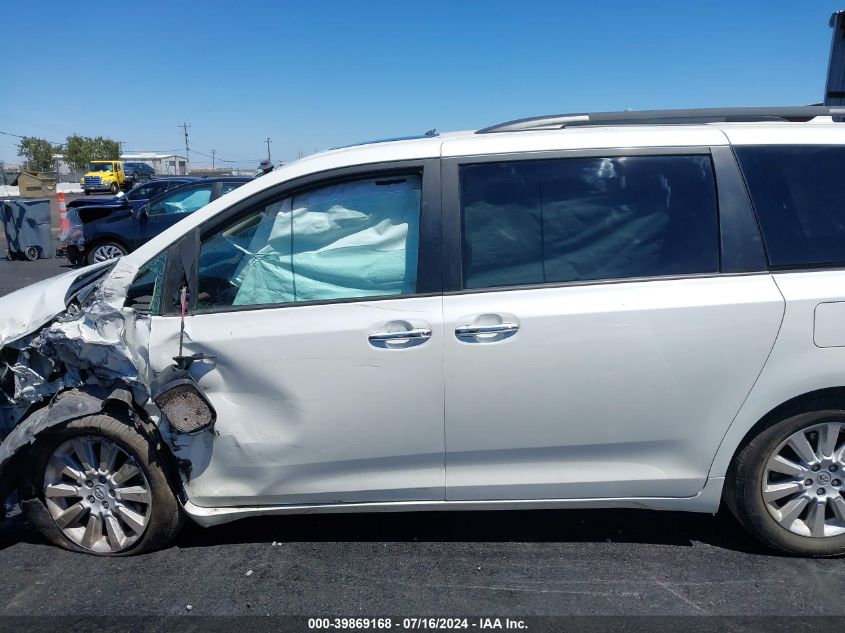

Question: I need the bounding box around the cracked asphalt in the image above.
[0,239,844,619]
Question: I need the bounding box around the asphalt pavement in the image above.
[0,235,844,623]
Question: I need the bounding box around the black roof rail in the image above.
[476,106,845,134]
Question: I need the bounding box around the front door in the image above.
[146,165,446,507]
[441,150,784,501]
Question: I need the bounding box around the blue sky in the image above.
[0,1,840,166]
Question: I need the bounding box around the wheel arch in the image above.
[712,386,845,482]
[87,234,130,252]
[1,388,185,515]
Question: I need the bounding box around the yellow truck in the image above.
[80,160,126,195]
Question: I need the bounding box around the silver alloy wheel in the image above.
[92,244,124,262]
[762,421,845,538]
[43,435,152,553]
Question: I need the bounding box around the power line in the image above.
[0,130,63,146]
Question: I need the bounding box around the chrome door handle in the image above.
[455,323,520,337]
[368,328,432,342]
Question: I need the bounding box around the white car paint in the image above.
[20,118,845,522]
[442,275,784,501]
[148,297,446,507]
[0,261,111,346]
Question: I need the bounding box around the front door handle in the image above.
[368,328,432,343]
[455,323,519,337]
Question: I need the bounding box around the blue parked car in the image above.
[67,177,199,212]
[66,177,249,265]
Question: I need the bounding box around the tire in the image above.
[24,246,39,261]
[726,407,845,557]
[19,413,184,555]
[85,240,127,265]
[110,182,119,195]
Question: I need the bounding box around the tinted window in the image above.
[460,155,719,289]
[127,181,164,200]
[196,173,422,309]
[735,146,845,267]
[148,184,212,216]
[220,180,245,195]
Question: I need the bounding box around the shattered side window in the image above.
[196,173,422,310]
[125,251,166,314]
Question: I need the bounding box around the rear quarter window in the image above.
[735,145,845,268]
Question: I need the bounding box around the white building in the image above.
[120,153,188,175]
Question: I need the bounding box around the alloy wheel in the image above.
[762,422,845,538]
[43,435,152,553]
[92,244,124,262]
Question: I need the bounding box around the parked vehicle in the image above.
[3,106,845,556]
[68,177,248,264]
[81,161,126,195]
[64,178,200,265]
[122,162,156,187]
[68,177,199,211]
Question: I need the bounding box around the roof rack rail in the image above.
[476,106,845,134]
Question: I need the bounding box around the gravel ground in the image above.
[0,222,843,623]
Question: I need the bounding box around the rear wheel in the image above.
[19,414,183,555]
[24,246,39,261]
[86,240,127,264]
[727,408,845,557]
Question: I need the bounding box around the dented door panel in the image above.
[147,297,446,507]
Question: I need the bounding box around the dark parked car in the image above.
[67,177,198,211]
[64,178,200,264]
[68,177,249,265]
[123,162,156,186]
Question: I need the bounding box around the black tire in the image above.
[85,240,127,265]
[19,413,184,556]
[24,246,39,261]
[110,182,119,194]
[726,407,845,557]
[84,189,91,196]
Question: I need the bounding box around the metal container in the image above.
[1,198,53,261]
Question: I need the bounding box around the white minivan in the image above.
[2,106,845,556]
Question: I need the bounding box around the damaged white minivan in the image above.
[3,106,845,556]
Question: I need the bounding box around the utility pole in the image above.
[265,137,272,162]
[211,149,216,171]
[117,140,125,156]
[178,122,191,168]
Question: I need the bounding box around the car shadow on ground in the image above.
[0,507,773,556]
[173,508,772,555]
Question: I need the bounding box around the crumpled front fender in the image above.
[0,387,134,493]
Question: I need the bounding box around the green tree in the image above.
[63,135,121,173]
[17,137,59,172]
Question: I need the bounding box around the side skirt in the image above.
[182,477,725,527]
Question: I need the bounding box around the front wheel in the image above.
[110,182,119,194]
[19,414,183,555]
[727,408,845,557]
[86,241,127,264]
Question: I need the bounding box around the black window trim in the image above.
[157,158,442,317]
[441,146,767,295]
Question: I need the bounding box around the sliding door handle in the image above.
[455,323,519,337]
[368,328,432,343]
